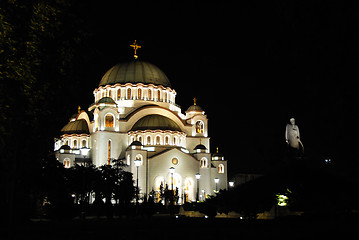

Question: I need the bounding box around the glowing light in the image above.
[142,146,155,151]
[134,158,142,167]
[276,194,288,207]
[80,148,90,156]
[324,158,332,165]
[181,148,189,153]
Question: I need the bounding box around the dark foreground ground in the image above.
[3,216,359,240]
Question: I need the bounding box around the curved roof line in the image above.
[61,119,89,134]
[122,105,190,132]
[131,114,182,132]
[99,61,171,88]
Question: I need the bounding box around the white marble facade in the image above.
[55,61,228,202]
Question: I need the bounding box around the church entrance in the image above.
[167,173,182,204]
[184,178,194,203]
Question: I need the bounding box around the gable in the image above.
[149,148,197,162]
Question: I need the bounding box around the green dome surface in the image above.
[131,114,181,132]
[99,61,171,88]
[61,119,89,134]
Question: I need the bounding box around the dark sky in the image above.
[65,1,359,176]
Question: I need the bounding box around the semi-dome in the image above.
[97,97,116,104]
[61,119,89,134]
[194,144,207,151]
[99,61,171,88]
[131,114,181,132]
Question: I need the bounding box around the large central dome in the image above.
[99,61,171,88]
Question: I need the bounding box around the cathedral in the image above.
[54,43,228,203]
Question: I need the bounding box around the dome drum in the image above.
[94,83,176,105]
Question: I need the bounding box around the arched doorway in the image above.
[167,173,182,204]
[184,178,194,203]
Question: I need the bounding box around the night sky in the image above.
[62,1,359,177]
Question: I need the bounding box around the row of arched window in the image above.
[199,158,224,173]
[129,131,186,148]
[95,85,176,104]
[59,136,89,150]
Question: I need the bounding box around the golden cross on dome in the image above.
[130,40,141,59]
[193,97,197,105]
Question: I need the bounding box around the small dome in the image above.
[61,119,89,134]
[97,97,116,104]
[186,104,203,113]
[59,145,71,150]
[130,140,143,146]
[131,114,182,132]
[212,147,224,160]
[99,61,171,88]
[194,144,207,151]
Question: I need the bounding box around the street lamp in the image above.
[214,178,219,192]
[195,173,201,202]
[80,147,90,157]
[134,158,141,204]
[229,181,234,188]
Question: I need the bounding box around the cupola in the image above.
[212,147,224,161]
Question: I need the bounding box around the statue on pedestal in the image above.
[285,118,304,157]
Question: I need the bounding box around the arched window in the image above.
[157,90,161,101]
[82,140,87,148]
[127,88,132,99]
[200,157,208,168]
[156,136,161,145]
[64,158,70,168]
[117,89,121,100]
[108,89,111,98]
[164,92,167,102]
[173,136,177,145]
[147,136,151,145]
[184,179,193,202]
[165,136,169,145]
[73,140,77,149]
[148,89,152,100]
[138,136,142,144]
[138,88,142,99]
[105,114,114,128]
[196,121,204,134]
[218,164,224,174]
